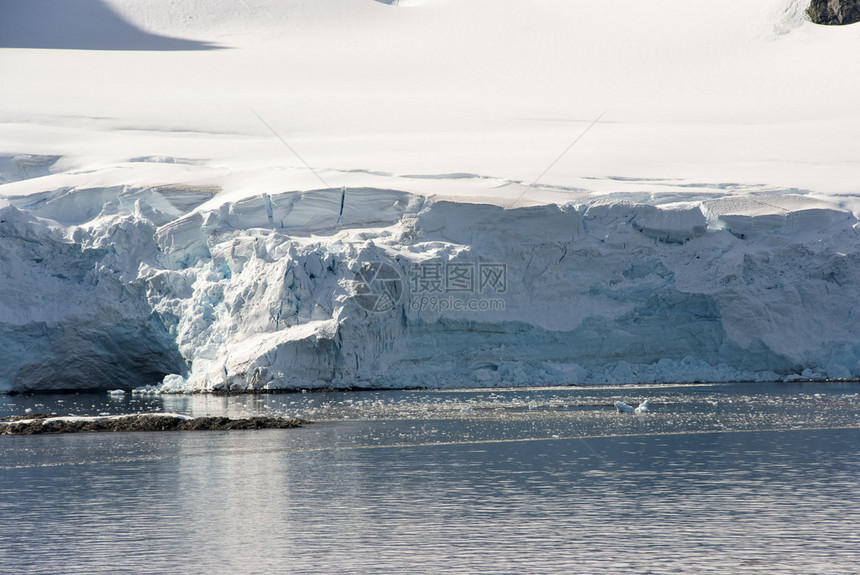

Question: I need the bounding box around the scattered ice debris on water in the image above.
[528,402,538,410]
[132,385,162,396]
[615,400,650,415]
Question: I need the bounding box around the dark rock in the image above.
[1,414,309,435]
[808,0,860,25]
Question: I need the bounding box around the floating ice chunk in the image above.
[634,400,650,415]
[615,400,650,414]
[614,401,635,414]
[107,389,126,396]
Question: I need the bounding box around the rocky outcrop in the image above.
[0,414,309,434]
[808,0,860,24]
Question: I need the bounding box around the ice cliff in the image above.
[2,180,858,392]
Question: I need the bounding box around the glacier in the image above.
[1,0,859,392]
[1,179,858,393]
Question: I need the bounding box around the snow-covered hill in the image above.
[1,0,858,392]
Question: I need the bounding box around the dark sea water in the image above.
[2,382,860,574]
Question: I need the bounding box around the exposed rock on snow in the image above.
[808,0,860,24]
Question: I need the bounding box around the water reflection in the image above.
[2,383,860,573]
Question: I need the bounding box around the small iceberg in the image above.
[615,401,635,414]
[107,389,126,396]
[615,399,650,415]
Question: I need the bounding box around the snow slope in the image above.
[1,0,859,391]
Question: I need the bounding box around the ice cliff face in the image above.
[2,183,858,392]
[0,201,184,391]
